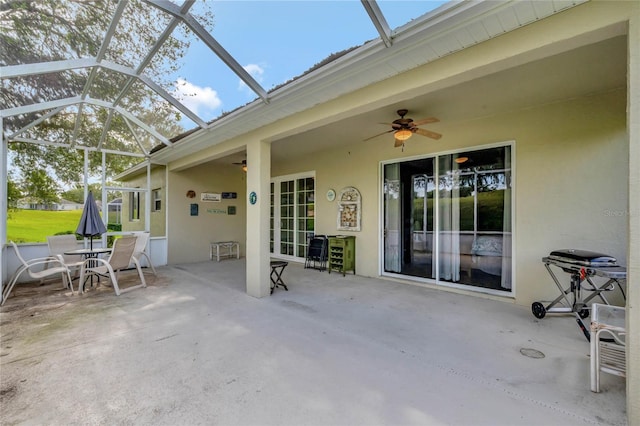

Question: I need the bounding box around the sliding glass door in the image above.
[383,163,401,273]
[382,145,513,293]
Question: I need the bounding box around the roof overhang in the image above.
[150,0,588,165]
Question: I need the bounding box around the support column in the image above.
[1,117,7,290]
[627,5,640,423]
[245,139,271,298]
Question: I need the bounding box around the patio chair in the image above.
[2,241,73,306]
[590,303,626,392]
[47,234,83,278]
[131,232,156,275]
[78,235,146,296]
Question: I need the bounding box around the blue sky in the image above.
[169,1,448,128]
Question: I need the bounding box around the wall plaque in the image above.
[337,186,361,231]
[201,192,221,202]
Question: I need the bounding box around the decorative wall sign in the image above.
[228,206,236,215]
[186,190,196,199]
[249,191,257,205]
[206,208,227,214]
[190,203,199,216]
[222,192,237,199]
[201,192,221,202]
[337,186,361,231]
[326,189,336,202]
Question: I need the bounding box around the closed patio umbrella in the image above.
[75,191,107,250]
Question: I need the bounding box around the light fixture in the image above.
[455,156,469,164]
[394,129,412,141]
[242,164,247,172]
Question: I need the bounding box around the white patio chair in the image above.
[131,232,156,275]
[78,235,146,296]
[590,303,626,392]
[2,241,73,306]
[47,234,83,278]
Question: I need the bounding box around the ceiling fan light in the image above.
[395,129,412,141]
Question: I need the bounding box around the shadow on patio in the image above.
[0,259,626,425]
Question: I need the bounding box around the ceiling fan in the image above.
[363,109,442,148]
[232,159,247,172]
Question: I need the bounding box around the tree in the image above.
[1,0,214,186]
[7,175,22,209]
[61,183,103,204]
[23,169,59,205]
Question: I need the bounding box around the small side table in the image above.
[270,261,288,294]
[210,241,240,261]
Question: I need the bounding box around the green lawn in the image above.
[7,209,86,243]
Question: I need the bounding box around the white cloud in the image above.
[173,78,222,116]
[238,63,265,93]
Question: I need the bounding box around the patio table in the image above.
[64,247,112,288]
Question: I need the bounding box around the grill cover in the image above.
[548,249,617,267]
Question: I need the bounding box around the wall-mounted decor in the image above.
[326,188,336,202]
[201,192,221,202]
[228,206,236,215]
[190,203,199,216]
[249,191,257,205]
[222,192,237,199]
[206,208,227,215]
[337,186,361,231]
[186,190,196,199]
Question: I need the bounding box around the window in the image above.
[152,188,161,212]
[129,191,140,221]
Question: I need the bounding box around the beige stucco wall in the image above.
[166,162,247,264]
[272,88,628,307]
[155,1,631,309]
[120,166,167,237]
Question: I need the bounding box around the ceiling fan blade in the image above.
[412,117,439,126]
[394,138,405,148]
[363,129,394,141]
[415,128,442,140]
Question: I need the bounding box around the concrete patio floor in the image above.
[0,259,626,425]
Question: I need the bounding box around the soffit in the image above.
[269,34,627,162]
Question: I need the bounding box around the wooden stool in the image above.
[270,261,288,294]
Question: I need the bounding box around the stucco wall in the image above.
[272,88,628,307]
[166,162,247,264]
[121,166,167,237]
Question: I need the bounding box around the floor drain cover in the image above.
[520,348,545,359]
